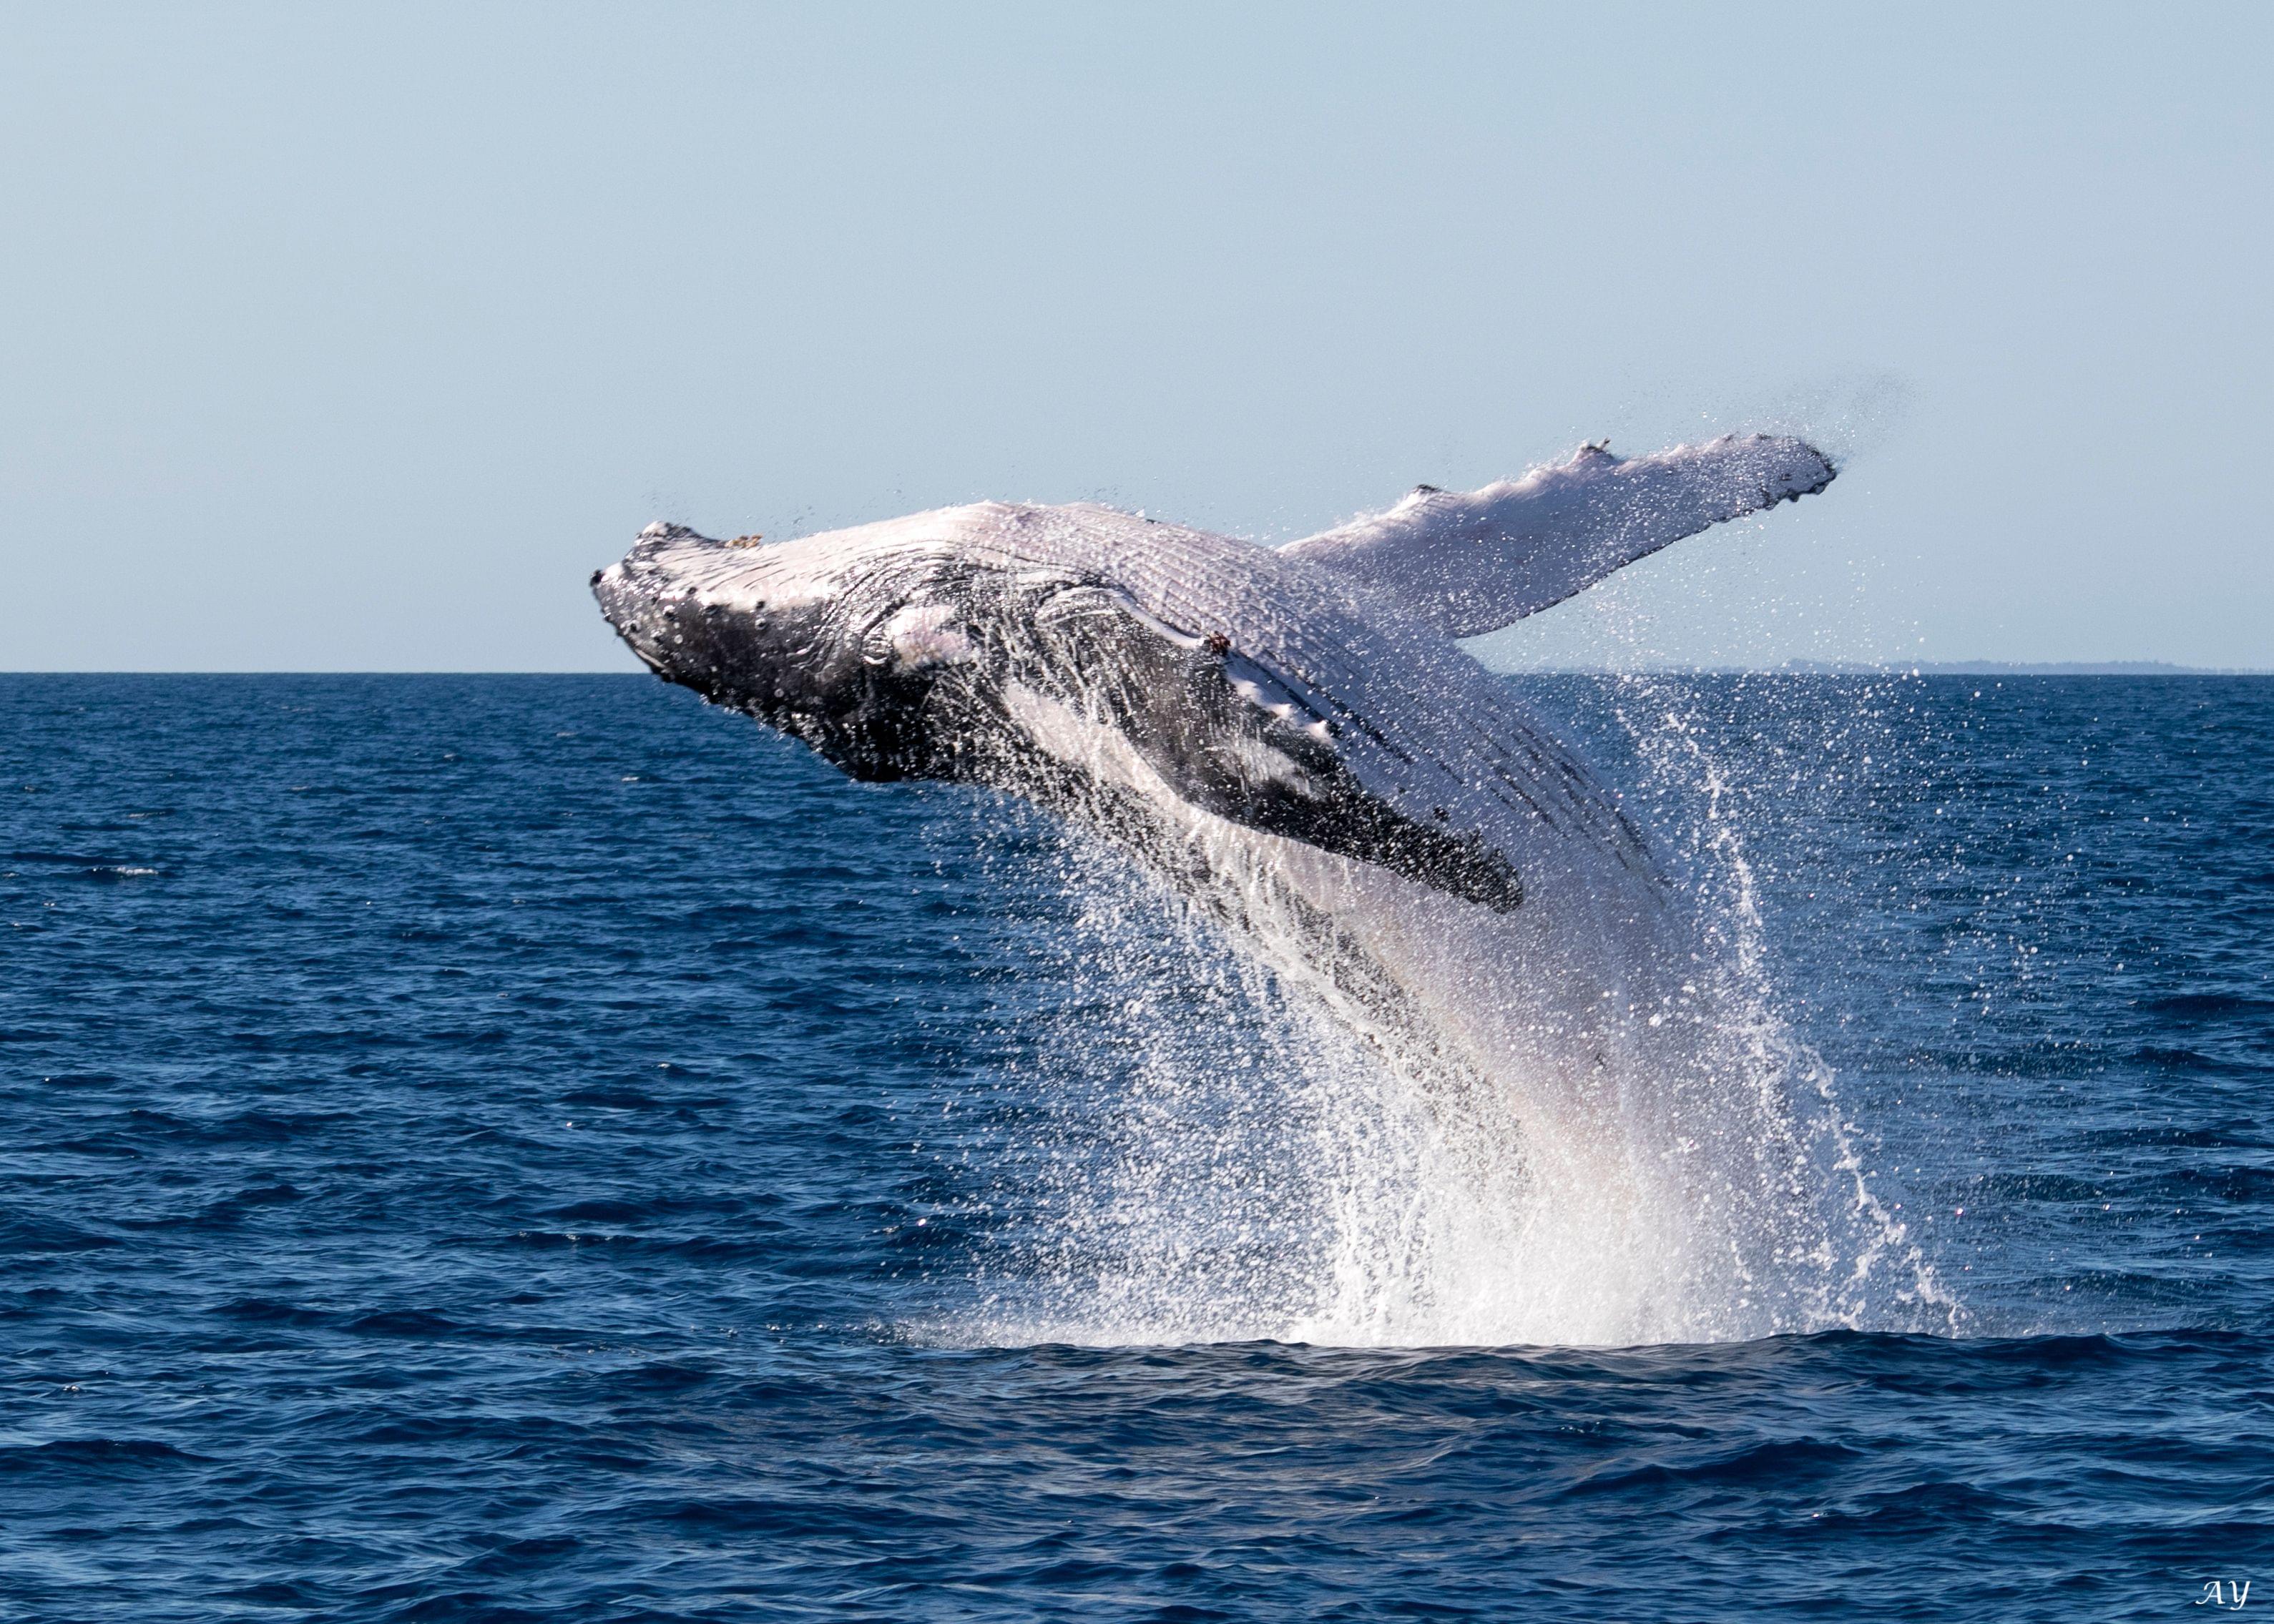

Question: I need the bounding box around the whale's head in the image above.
[594,520,983,781]
[592,509,1537,912]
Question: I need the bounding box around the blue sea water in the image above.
[1,672,2269,1621]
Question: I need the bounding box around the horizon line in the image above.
[2,662,2268,679]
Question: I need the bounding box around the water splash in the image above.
[1603,674,1957,1337]
[936,679,1955,1351]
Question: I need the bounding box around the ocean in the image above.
[2,672,2268,1621]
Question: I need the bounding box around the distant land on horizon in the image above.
[1775,660,2268,676]
[1490,660,2274,677]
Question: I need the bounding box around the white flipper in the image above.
[1280,434,1836,639]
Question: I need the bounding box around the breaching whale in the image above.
[593,435,1834,1130]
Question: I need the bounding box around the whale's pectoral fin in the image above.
[1279,433,1836,639]
[1013,586,1521,910]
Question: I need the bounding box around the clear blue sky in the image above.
[4,3,2268,670]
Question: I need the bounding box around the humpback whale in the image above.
[593,435,1835,1133]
